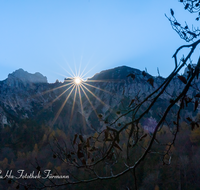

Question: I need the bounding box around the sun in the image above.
[44,59,114,127]
[74,77,82,85]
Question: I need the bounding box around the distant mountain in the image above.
[7,68,48,86]
[0,66,198,134]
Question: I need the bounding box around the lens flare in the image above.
[38,58,117,127]
[74,77,82,85]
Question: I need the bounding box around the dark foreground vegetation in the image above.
[0,115,200,189]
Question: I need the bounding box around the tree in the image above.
[15,1,200,189]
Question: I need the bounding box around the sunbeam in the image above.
[69,86,78,126]
[80,57,104,79]
[57,63,74,78]
[63,59,76,78]
[43,58,118,128]
[81,83,108,107]
[83,82,114,95]
[79,54,94,79]
[79,84,99,119]
[30,81,74,100]
[78,85,86,129]
[80,64,98,79]
[52,85,76,126]
[44,84,75,110]
[78,55,83,77]
[86,79,120,83]
[43,82,74,94]
[81,83,116,117]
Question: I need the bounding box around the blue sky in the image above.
[0,0,198,83]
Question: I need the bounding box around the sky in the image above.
[0,0,199,83]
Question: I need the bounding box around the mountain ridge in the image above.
[0,66,198,134]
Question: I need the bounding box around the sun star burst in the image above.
[40,58,117,127]
[74,77,82,85]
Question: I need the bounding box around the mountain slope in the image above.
[0,66,198,133]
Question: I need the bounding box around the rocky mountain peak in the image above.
[6,69,47,87]
[88,66,152,81]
